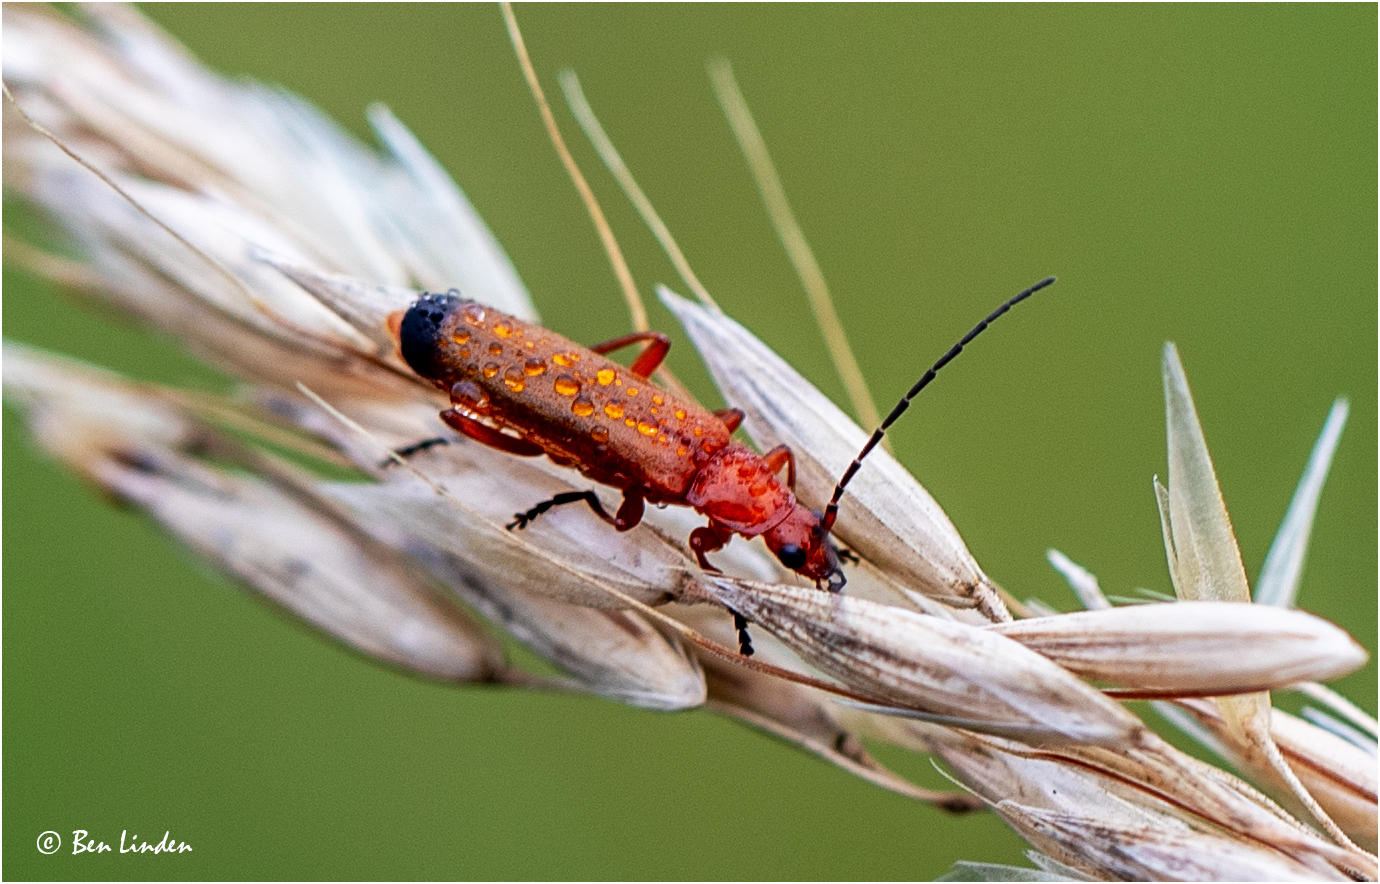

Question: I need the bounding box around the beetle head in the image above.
[763,506,844,592]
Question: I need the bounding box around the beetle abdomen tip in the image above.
[400,291,462,380]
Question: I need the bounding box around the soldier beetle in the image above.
[398,277,1054,654]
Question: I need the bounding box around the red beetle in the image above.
[398,278,1053,653]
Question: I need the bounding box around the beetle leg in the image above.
[714,407,745,433]
[613,489,645,531]
[688,522,754,655]
[689,522,729,571]
[508,487,646,532]
[762,444,797,490]
[589,331,671,379]
[508,490,612,530]
[381,435,450,467]
[440,409,543,456]
[729,609,755,657]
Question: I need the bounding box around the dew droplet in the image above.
[604,401,624,419]
[624,418,636,427]
[627,387,639,397]
[451,380,488,409]
[524,358,547,376]
[482,363,499,379]
[652,395,663,406]
[674,409,686,420]
[591,426,609,443]
[493,321,513,338]
[451,330,470,345]
[458,347,470,359]
[637,421,658,437]
[463,303,486,326]
[597,368,616,386]
[488,342,503,356]
[676,445,688,457]
[553,375,580,396]
[571,397,595,417]
[503,366,526,391]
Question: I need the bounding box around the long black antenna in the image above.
[821,276,1056,532]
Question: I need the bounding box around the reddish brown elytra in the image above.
[398,278,1053,655]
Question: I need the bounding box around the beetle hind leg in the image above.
[441,409,543,456]
[380,436,450,467]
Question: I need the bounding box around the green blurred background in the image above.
[5,4,1374,879]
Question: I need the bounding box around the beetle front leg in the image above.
[688,522,754,655]
[689,522,729,572]
[729,610,754,657]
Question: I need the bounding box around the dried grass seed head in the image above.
[5,6,1375,881]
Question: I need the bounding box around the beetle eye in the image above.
[777,544,806,570]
